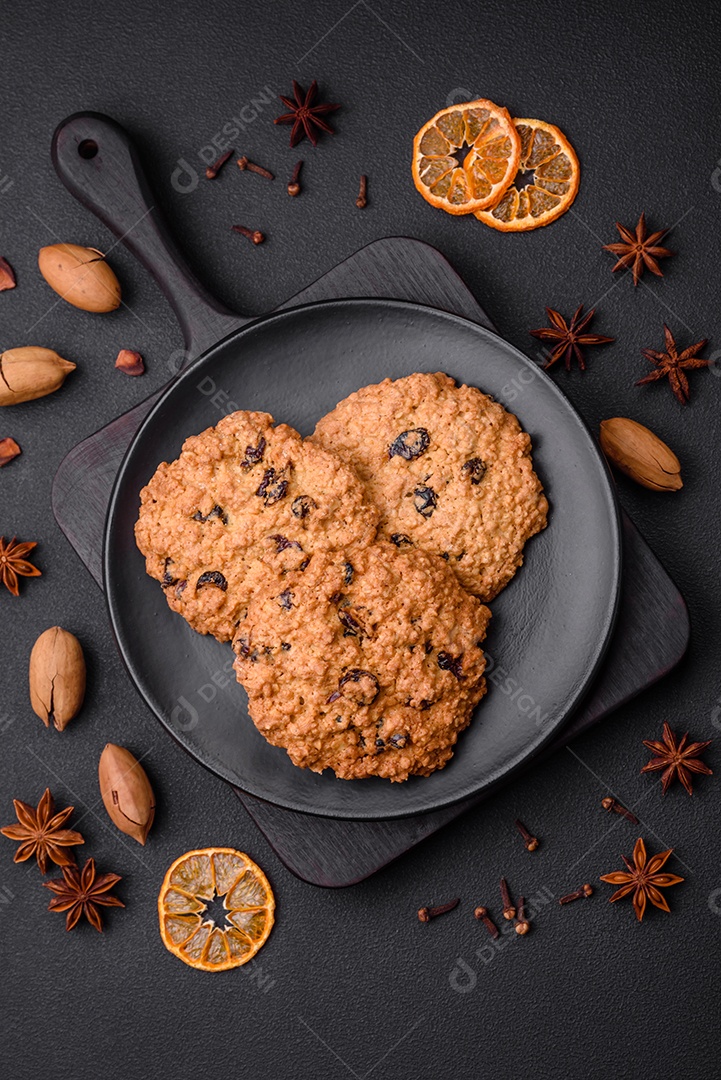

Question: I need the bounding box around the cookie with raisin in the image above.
[311,372,548,600]
[135,411,379,641]
[232,542,491,781]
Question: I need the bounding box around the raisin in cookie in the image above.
[232,542,491,781]
[311,372,548,600]
[135,411,379,641]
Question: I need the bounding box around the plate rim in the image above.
[103,296,622,820]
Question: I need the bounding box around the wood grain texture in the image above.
[48,115,688,885]
[53,240,689,884]
[51,112,244,353]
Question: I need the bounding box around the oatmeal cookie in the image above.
[135,411,379,641]
[311,372,548,600]
[233,542,491,781]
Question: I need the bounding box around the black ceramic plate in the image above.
[105,299,621,820]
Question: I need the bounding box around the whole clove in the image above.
[237,155,274,180]
[500,876,516,920]
[559,884,594,905]
[232,225,265,245]
[287,160,303,196]
[205,150,233,179]
[514,818,539,852]
[515,896,530,936]
[356,174,368,209]
[601,796,639,824]
[474,905,500,939]
[417,897,459,923]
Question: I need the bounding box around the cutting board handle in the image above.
[51,112,246,356]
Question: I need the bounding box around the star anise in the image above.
[600,837,684,922]
[274,80,340,147]
[0,535,42,596]
[602,212,674,286]
[1,788,84,873]
[637,324,709,405]
[642,721,712,795]
[44,856,124,932]
[529,305,615,371]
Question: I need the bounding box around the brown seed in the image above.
[0,347,76,406]
[29,627,86,731]
[0,256,16,291]
[98,743,155,846]
[38,243,121,312]
[115,349,145,376]
[0,437,21,466]
[599,417,682,492]
[356,174,368,209]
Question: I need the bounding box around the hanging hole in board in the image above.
[78,139,98,159]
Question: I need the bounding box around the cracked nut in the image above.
[115,349,145,376]
[0,346,76,406]
[38,243,121,312]
[600,417,682,492]
[98,743,155,845]
[0,437,21,466]
[0,256,16,291]
[29,627,86,731]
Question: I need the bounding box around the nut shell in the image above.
[115,349,145,376]
[29,626,86,731]
[0,346,76,406]
[0,437,21,466]
[38,243,121,312]
[98,743,155,845]
[600,417,682,492]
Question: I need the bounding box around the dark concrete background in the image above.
[1,1,720,1077]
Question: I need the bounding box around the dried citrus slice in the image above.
[412,100,521,215]
[158,847,274,972]
[474,118,580,231]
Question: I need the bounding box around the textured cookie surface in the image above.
[311,372,548,600]
[233,542,491,781]
[135,411,379,641]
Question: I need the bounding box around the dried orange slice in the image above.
[412,100,521,215]
[158,847,274,972]
[474,118,580,231]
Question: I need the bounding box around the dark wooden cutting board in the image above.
[53,235,689,885]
